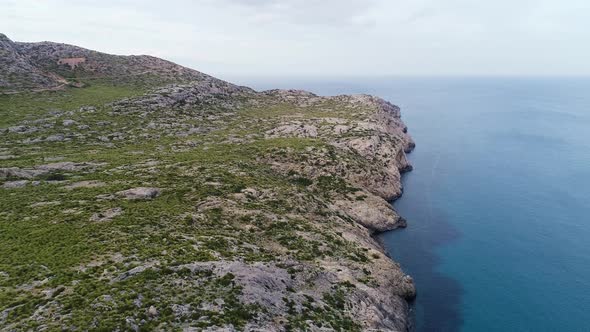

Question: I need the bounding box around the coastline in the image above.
[0,33,419,329]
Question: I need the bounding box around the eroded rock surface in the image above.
[116,187,162,200]
[90,207,123,222]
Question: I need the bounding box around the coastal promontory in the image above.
[0,34,415,331]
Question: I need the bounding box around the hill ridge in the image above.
[0,34,416,331]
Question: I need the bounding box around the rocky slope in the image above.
[0,34,62,91]
[0,35,416,331]
[0,33,226,92]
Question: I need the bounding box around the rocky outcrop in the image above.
[116,187,161,200]
[0,33,245,93]
[90,207,123,222]
[0,162,104,180]
[331,192,406,232]
[0,33,62,91]
[110,81,253,114]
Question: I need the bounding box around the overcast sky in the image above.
[1,0,589,78]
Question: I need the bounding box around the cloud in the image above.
[217,0,378,26]
[1,0,589,77]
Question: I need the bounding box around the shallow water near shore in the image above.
[240,76,590,332]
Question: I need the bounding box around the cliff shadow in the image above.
[380,186,464,332]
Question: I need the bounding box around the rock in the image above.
[36,162,103,172]
[397,217,408,228]
[44,156,65,162]
[114,262,158,282]
[133,294,144,308]
[8,125,38,134]
[2,180,29,188]
[0,167,42,179]
[45,134,64,142]
[116,187,161,200]
[90,207,123,222]
[95,194,116,200]
[147,306,158,317]
[0,162,104,180]
[241,188,260,198]
[333,125,351,134]
[331,193,405,233]
[8,125,27,133]
[30,201,61,208]
[79,106,96,113]
[62,120,76,126]
[171,304,191,317]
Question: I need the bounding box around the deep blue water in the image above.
[235,77,590,332]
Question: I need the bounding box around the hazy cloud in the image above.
[217,0,378,26]
[1,0,589,77]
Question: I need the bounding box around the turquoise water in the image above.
[240,76,590,331]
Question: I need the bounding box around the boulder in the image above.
[45,134,65,142]
[2,180,29,188]
[116,187,161,200]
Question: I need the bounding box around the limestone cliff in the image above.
[0,35,415,331]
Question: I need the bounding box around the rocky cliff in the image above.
[0,35,415,331]
[0,33,224,92]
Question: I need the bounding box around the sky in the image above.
[1,0,589,78]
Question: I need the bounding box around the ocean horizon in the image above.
[240,76,590,331]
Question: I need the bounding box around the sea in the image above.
[235,76,590,332]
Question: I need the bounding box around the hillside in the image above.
[0,33,228,92]
[0,35,416,331]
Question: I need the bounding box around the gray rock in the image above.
[116,187,161,200]
[62,119,76,126]
[8,125,27,133]
[114,262,158,282]
[0,167,42,179]
[30,201,61,208]
[147,306,158,317]
[45,134,64,142]
[2,180,29,188]
[90,207,123,222]
[1,162,104,180]
[37,162,103,172]
[43,156,64,162]
[79,106,96,113]
[8,125,38,134]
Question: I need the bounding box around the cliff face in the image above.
[0,33,62,90]
[0,35,415,331]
